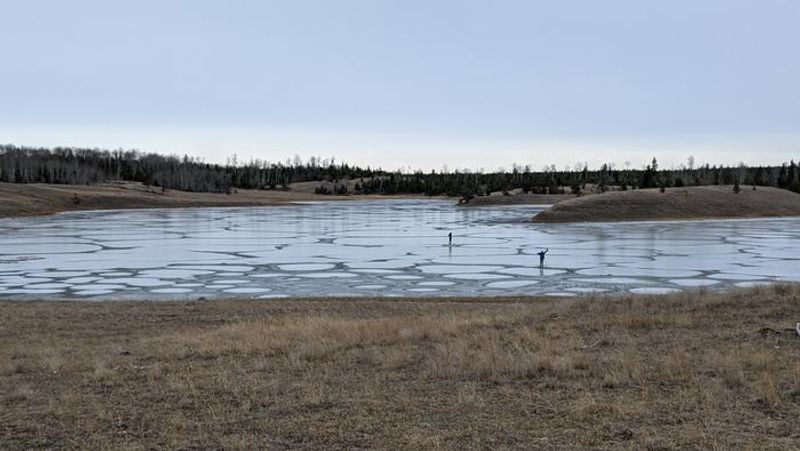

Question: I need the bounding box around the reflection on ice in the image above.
[1,200,799,300]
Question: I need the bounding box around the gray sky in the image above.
[1,0,798,170]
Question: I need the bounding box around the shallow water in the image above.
[1,200,798,300]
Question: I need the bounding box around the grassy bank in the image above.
[0,182,434,218]
[533,185,800,223]
[2,286,799,448]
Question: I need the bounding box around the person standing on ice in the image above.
[538,249,548,268]
[448,232,453,246]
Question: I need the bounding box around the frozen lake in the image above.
[1,200,799,300]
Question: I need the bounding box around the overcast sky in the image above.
[1,0,798,170]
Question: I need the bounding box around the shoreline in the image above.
[0,181,446,219]
[5,182,800,224]
[0,293,589,305]
[530,212,800,225]
[458,193,575,207]
[533,185,800,223]
[0,282,773,303]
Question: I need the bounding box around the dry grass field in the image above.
[1,285,799,449]
[533,185,800,223]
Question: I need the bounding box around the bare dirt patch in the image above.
[2,286,799,448]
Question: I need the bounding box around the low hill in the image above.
[533,185,800,223]
[0,181,439,218]
[0,182,325,218]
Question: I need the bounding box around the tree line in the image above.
[1,144,798,196]
[0,145,374,193]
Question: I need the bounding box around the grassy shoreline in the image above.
[0,181,440,219]
[533,185,800,223]
[2,286,799,448]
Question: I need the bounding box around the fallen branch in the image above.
[758,327,782,336]
[757,326,800,339]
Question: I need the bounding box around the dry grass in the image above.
[533,185,800,222]
[0,181,431,218]
[1,285,799,448]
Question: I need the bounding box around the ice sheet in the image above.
[1,200,798,300]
